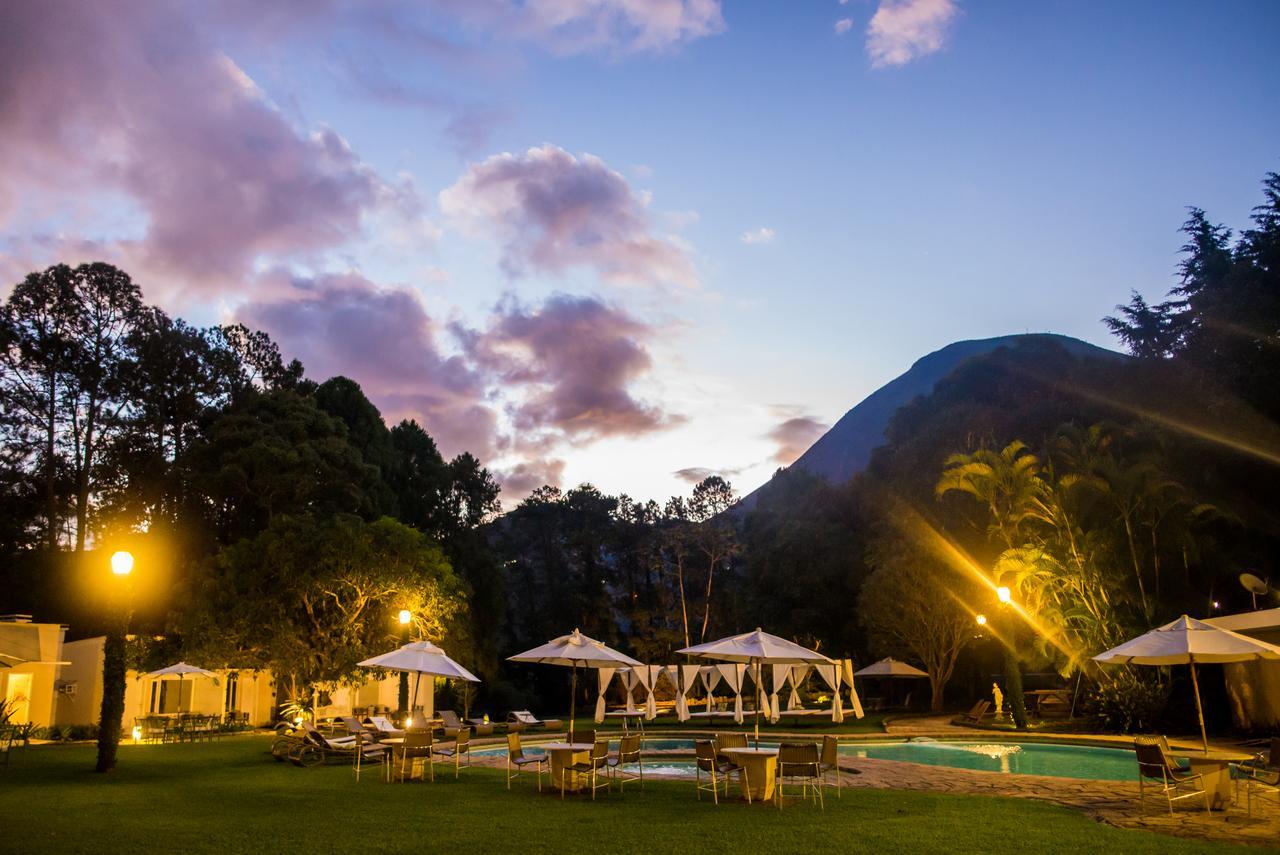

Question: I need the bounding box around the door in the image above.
[4,673,33,724]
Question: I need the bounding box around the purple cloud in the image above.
[439,145,698,288]
[767,415,829,465]
[498,458,568,496]
[673,465,745,485]
[0,2,412,299]
[236,271,499,460]
[463,293,681,439]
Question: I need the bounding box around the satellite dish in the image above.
[1240,573,1269,609]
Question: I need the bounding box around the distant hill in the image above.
[738,334,1120,511]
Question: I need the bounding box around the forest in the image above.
[3,171,1278,732]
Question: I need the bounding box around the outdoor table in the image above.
[542,742,594,792]
[722,747,778,802]
[604,711,646,735]
[1178,750,1251,810]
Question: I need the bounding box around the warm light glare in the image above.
[975,614,988,626]
[1213,601,1221,609]
[398,609,411,625]
[131,725,142,742]
[996,586,1012,604]
[111,550,134,576]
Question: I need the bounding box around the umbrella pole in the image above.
[1189,658,1208,753]
[570,665,577,742]
[754,659,761,748]
[410,671,420,727]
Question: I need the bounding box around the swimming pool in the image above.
[475,739,1136,781]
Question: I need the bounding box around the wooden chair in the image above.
[562,738,611,800]
[694,739,750,805]
[777,742,824,810]
[608,734,644,792]
[958,700,990,724]
[505,733,547,791]
[431,727,471,780]
[1133,736,1209,816]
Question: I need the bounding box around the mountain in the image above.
[738,333,1120,511]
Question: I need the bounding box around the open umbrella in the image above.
[359,641,479,723]
[679,628,833,745]
[1094,615,1280,751]
[145,662,216,714]
[508,629,641,741]
[854,657,929,678]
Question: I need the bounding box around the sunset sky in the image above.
[3,1,1278,506]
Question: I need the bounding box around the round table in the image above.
[604,711,646,734]
[1179,750,1251,810]
[542,742,594,792]
[722,747,778,801]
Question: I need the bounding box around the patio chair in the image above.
[958,700,990,724]
[1133,736,1210,816]
[506,710,563,732]
[608,734,644,793]
[438,710,466,739]
[713,731,748,764]
[431,727,471,780]
[506,733,547,791]
[562,738,611,800]
[1234,737,1280,817]
[694,739,749,805]
[776,742,824,810]
[387,730,433,783]
[572,728,596,747]
[820,734,852,798]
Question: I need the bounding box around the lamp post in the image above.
[397,609,411,721]
[977,586,1028,731]
[96,550,134,772]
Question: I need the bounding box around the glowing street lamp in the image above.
[975,614,988,627]
[398,609,411,626]
[996,586,1012,605]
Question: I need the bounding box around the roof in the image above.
[1204,608,1280,633]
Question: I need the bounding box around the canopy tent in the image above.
[509,629,641,740]
[144,662,217,715]
[359,640,479,723]
[1094,615,1280,751]
[679,628,833,743]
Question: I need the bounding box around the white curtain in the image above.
[595,667,617,723]
[769,664,790,724]
[674,664,700,722]
[815,663,844,723]
[699,666,723,713]
[635,665,660,720]
[788,665,812,711]
[621,669,638,714]
[843,659,865,719]
[716,663,746,724]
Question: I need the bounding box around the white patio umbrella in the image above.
[145,662,217,714]
[508,629,641,740]
[854,657,929,678]
[358,640,479,722]
[1093,615,1280,751]
[679,628,834,744]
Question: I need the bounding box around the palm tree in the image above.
[936,440,1047,550]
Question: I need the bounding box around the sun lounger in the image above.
[506,710,564,732]
[466,716,495,736]
[289,723,386,769]
[363,715,405,738]
[957,700,990,724]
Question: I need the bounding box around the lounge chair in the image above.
[505,733,547,791]
[364,715,405,738]
[466,716,495,737]
[387,730,434,783]
[1133,736,1210,816]
[506,710,564,732]
[694,739,749,805]
[431,727,471,779]
[957,700,990,724]
[776,742,824,810]
[608,734,643,792]
[563,738,611,800]
[1234,737,1280,816]
[341,716,377,740]
[290,723,385,770]
[437,710,466,739]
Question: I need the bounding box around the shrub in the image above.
[1086,673,1168,733]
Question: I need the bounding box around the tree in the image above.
[859,537,974,712]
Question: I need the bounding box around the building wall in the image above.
[0,621,68,728]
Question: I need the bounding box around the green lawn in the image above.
[0,736,1256,855]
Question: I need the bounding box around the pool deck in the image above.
[472,722,1280,847]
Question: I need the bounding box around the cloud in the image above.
[498,458,568,496]
[866,0,958,68]
[235,270,500,460]
[462,293,681,441]
[0,2,415,301]
[834,18,854,35]
[740,227,776,245]
[672,465,745,485]
[767,415,829,465]
[458,0,726,55]
[439,145,698,288]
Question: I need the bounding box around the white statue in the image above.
[992,683,1004,720]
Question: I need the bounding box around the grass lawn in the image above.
[0,736,1255,855]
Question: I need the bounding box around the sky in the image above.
[2,0,1278,507]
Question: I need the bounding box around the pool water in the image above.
[475,739,1135,781]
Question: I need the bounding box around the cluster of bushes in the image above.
[33,723,100,742]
